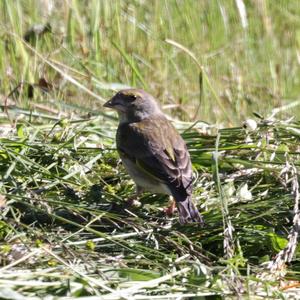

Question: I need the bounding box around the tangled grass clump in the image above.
[1,115,300,298]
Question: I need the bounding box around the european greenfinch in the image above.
[104,89,203,224]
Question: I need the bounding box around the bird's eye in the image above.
[127,94,137,102]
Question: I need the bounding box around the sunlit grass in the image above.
[1,115,300,298]
[1,1,300,125]
[1,0,300,298]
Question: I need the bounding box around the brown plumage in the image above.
[104,89,203,224]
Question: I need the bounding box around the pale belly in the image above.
[121,157,172,195]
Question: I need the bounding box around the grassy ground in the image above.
[1,1,300,299]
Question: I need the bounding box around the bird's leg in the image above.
[126,185,143,207]
[164,196,177,216]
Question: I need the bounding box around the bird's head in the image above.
[103,89,161,123]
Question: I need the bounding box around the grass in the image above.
[1,1,300,125]
[2,117,300,298]
[1,0,300,299]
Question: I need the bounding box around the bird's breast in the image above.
[120,155,171,195]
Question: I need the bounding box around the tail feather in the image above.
[176,197,204,225]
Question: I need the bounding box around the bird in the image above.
[103,89,203,224]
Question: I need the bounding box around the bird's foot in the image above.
[125,186,143,208]
[126,197,142,208]
[164,199,177,216]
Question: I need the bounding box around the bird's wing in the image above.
[117,115,193,200]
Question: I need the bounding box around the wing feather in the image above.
[117,115,193,201]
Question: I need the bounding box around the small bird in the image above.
[103,89,203,224]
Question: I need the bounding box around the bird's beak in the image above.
[103,96,126,112]
[103,98,114,108]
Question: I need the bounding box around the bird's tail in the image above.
[176,197,204,225]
